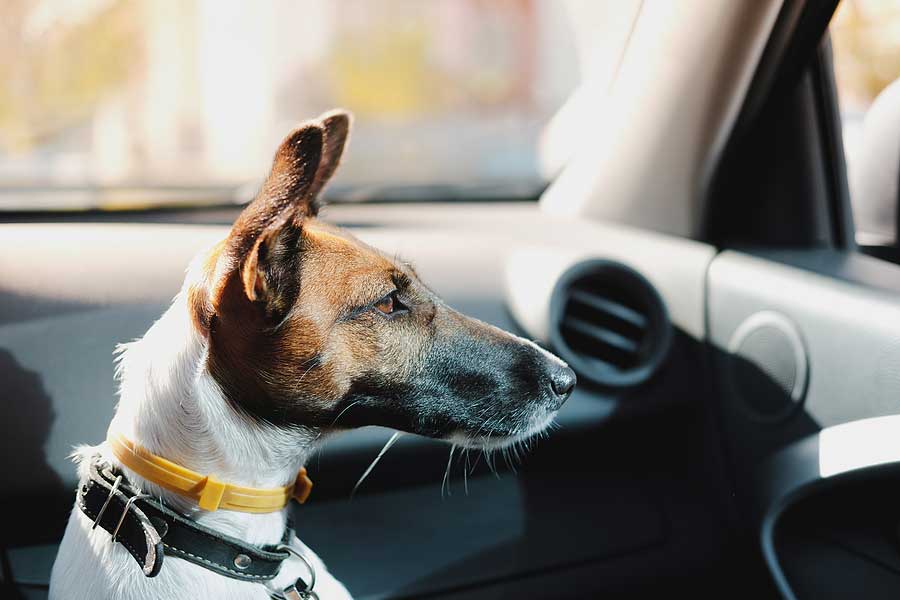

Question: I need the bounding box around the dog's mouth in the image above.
[324,387,563,442]
[445,407,559,451]
[346,403,559,495]
[328,399,560,451]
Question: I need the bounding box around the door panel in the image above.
[707,247,900,599]
[708,248,900,458]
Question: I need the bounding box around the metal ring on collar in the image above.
[274,543,316,593]
[91,474,123,530]
[112,493,152,542]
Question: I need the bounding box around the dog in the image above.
[49,109,575,599]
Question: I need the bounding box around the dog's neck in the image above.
[107,286,318,543]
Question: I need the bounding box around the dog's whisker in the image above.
[502,446,516,474]
[442,444,455,498]
[462,448,469,496]
[328,400,363,429]
[484,443,499,478]
[469,449,483,474]
[351,431,403,498]
[295,358,319,386]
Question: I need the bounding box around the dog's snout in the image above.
[549,365,576,401]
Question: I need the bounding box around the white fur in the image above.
[50,254,352,600]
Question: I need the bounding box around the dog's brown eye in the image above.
[374,293,394,315]
[373,290,406,317]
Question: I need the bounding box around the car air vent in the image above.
[548,260,672,388]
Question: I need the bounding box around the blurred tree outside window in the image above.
[831,0,900,244]
[0,0,586,210]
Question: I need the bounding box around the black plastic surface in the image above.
[775,477,900,600]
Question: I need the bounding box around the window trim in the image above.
[809,37,855,250]
[701,0,847,248]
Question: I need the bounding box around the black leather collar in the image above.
[78,456,293,582]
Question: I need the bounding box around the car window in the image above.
[830,0,900,245]
[0,0,627,210]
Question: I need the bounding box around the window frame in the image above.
[702,0,856,251]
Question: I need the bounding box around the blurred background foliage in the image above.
[0,0,576,200]
[832,0,900,112]
[0,0,139,153]
[0,0,897,210]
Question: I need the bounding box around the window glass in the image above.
[831,0,900,244]
[0,0,594,210]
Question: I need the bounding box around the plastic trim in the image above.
[754,416,900,600]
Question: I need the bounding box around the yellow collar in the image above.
[107,433,313,513]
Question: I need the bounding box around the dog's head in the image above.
[189,110,575,449]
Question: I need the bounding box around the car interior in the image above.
[4,0,900,598]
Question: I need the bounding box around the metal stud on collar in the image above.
[234,553,252,570]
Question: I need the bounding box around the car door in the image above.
[703,1,900,598]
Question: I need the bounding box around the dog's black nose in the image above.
[550,365,577,400]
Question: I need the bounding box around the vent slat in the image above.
[569,289,647,329]
[562,317,640,354]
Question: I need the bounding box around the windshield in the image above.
[0,0,590,210]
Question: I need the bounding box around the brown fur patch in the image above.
[204,218,436,425]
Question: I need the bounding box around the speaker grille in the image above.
[727,312,808,421]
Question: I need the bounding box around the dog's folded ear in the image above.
[237,211,304,319]
[208,110,352,323]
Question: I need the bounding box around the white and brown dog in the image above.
[49,110,575,599]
